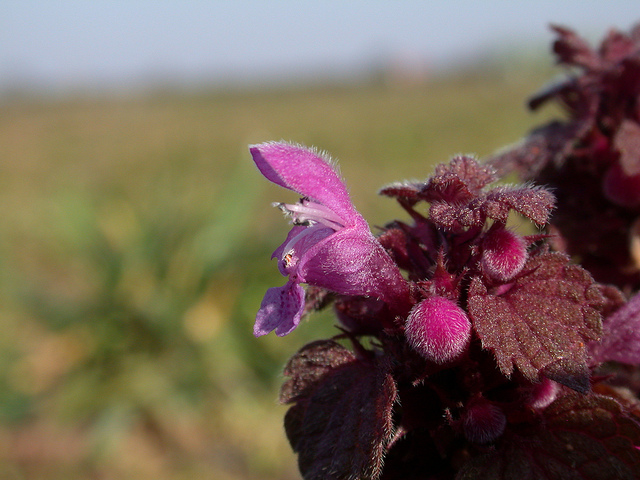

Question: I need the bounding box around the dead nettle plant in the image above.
[250,23,640,480]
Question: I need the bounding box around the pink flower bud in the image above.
[481,228,527,282]
[463,400,507,444]
[405,296,471,364]
[527,378,559,410]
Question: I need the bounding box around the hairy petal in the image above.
[300,226,410,306]
[405,296,471,364]
[481,228,528,282]
[250,142,361,224]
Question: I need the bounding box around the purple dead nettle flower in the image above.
[250,142,410,336]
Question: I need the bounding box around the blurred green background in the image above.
[0,62,561,479]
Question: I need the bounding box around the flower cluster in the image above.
[250,23,640,480]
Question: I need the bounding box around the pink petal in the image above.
[463,400,507,444]
[250,142,361,225]
[299,226,409,306]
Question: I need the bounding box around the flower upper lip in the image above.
[250,142,364,225]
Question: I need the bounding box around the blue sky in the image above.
[1,1,639,90]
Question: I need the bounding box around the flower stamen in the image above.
[275,200,345,230]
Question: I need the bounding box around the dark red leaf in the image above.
[428,184,555,229]
[378,182,423,205]
[541,356,591,393]
[428,201,484,229]
[599,29,636,63]
[302,286,333,317]
[377,225,413,272]
[456,393,640,480]
[550,24,602,70]
[421,156,497,204]
[378,221,436,280]
[467,252,604,390]
[486,121,590,179]
[281,340,398,480]
[381,157,497,212]
[480,185,555,226]
[280,340,356,404]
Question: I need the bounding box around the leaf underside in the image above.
[281,340,397,480]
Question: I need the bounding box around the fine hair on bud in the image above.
[527,378,559,410]
[481,227,527,282]
[404,296,471,364]
[462,399,507,444]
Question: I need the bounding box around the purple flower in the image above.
[251,142,409,337]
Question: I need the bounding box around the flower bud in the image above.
[527,378,559,410]
[463,399,507,444]
[405,296,471,364]
[481,228,527,282]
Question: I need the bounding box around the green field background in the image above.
[0,64,559,479]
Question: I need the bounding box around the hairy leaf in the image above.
[456,393,640,480]
[281,340,397,480]
[429,184,555,229]
[379,156,496,207]
[600,29,637,63]
[280,340,356,404]
[467,252,604,390]
[378,182,423,205]
[421,156,497,203]
[487,121,589,179]
[480,185,556,225]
